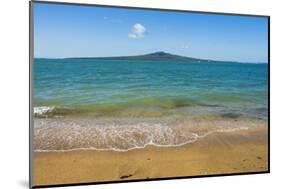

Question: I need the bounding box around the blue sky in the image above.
[34,2,268,62]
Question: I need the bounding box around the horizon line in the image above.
[34,51,268,64]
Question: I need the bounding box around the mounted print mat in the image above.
[30,1,269,188]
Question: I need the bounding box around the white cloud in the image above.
[182,45,189,49]
[128,23,146,39]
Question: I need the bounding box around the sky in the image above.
[34,2,268,63]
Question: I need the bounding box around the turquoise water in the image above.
[33,58,268,151]
[34,58,268,120]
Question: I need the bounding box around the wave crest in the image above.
[34,106,55,117]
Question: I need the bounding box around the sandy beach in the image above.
[33,125,268,186]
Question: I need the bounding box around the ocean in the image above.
[33,58,268,151]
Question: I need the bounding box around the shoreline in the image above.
[34,117,266,152]
[34,126,249,153]
[33,125,268,186]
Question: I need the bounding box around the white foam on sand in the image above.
[33,118,250,152]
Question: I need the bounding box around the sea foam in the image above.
[34,106,55,116]
[33,118,251,152]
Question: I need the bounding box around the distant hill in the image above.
[36,52,267,64]
[65,51,217,62]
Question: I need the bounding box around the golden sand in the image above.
[33,126,268,186]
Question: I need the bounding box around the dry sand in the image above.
[33,126,268,186]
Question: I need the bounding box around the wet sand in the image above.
[33,126,268,186]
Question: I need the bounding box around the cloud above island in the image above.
[128,23,146,39]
